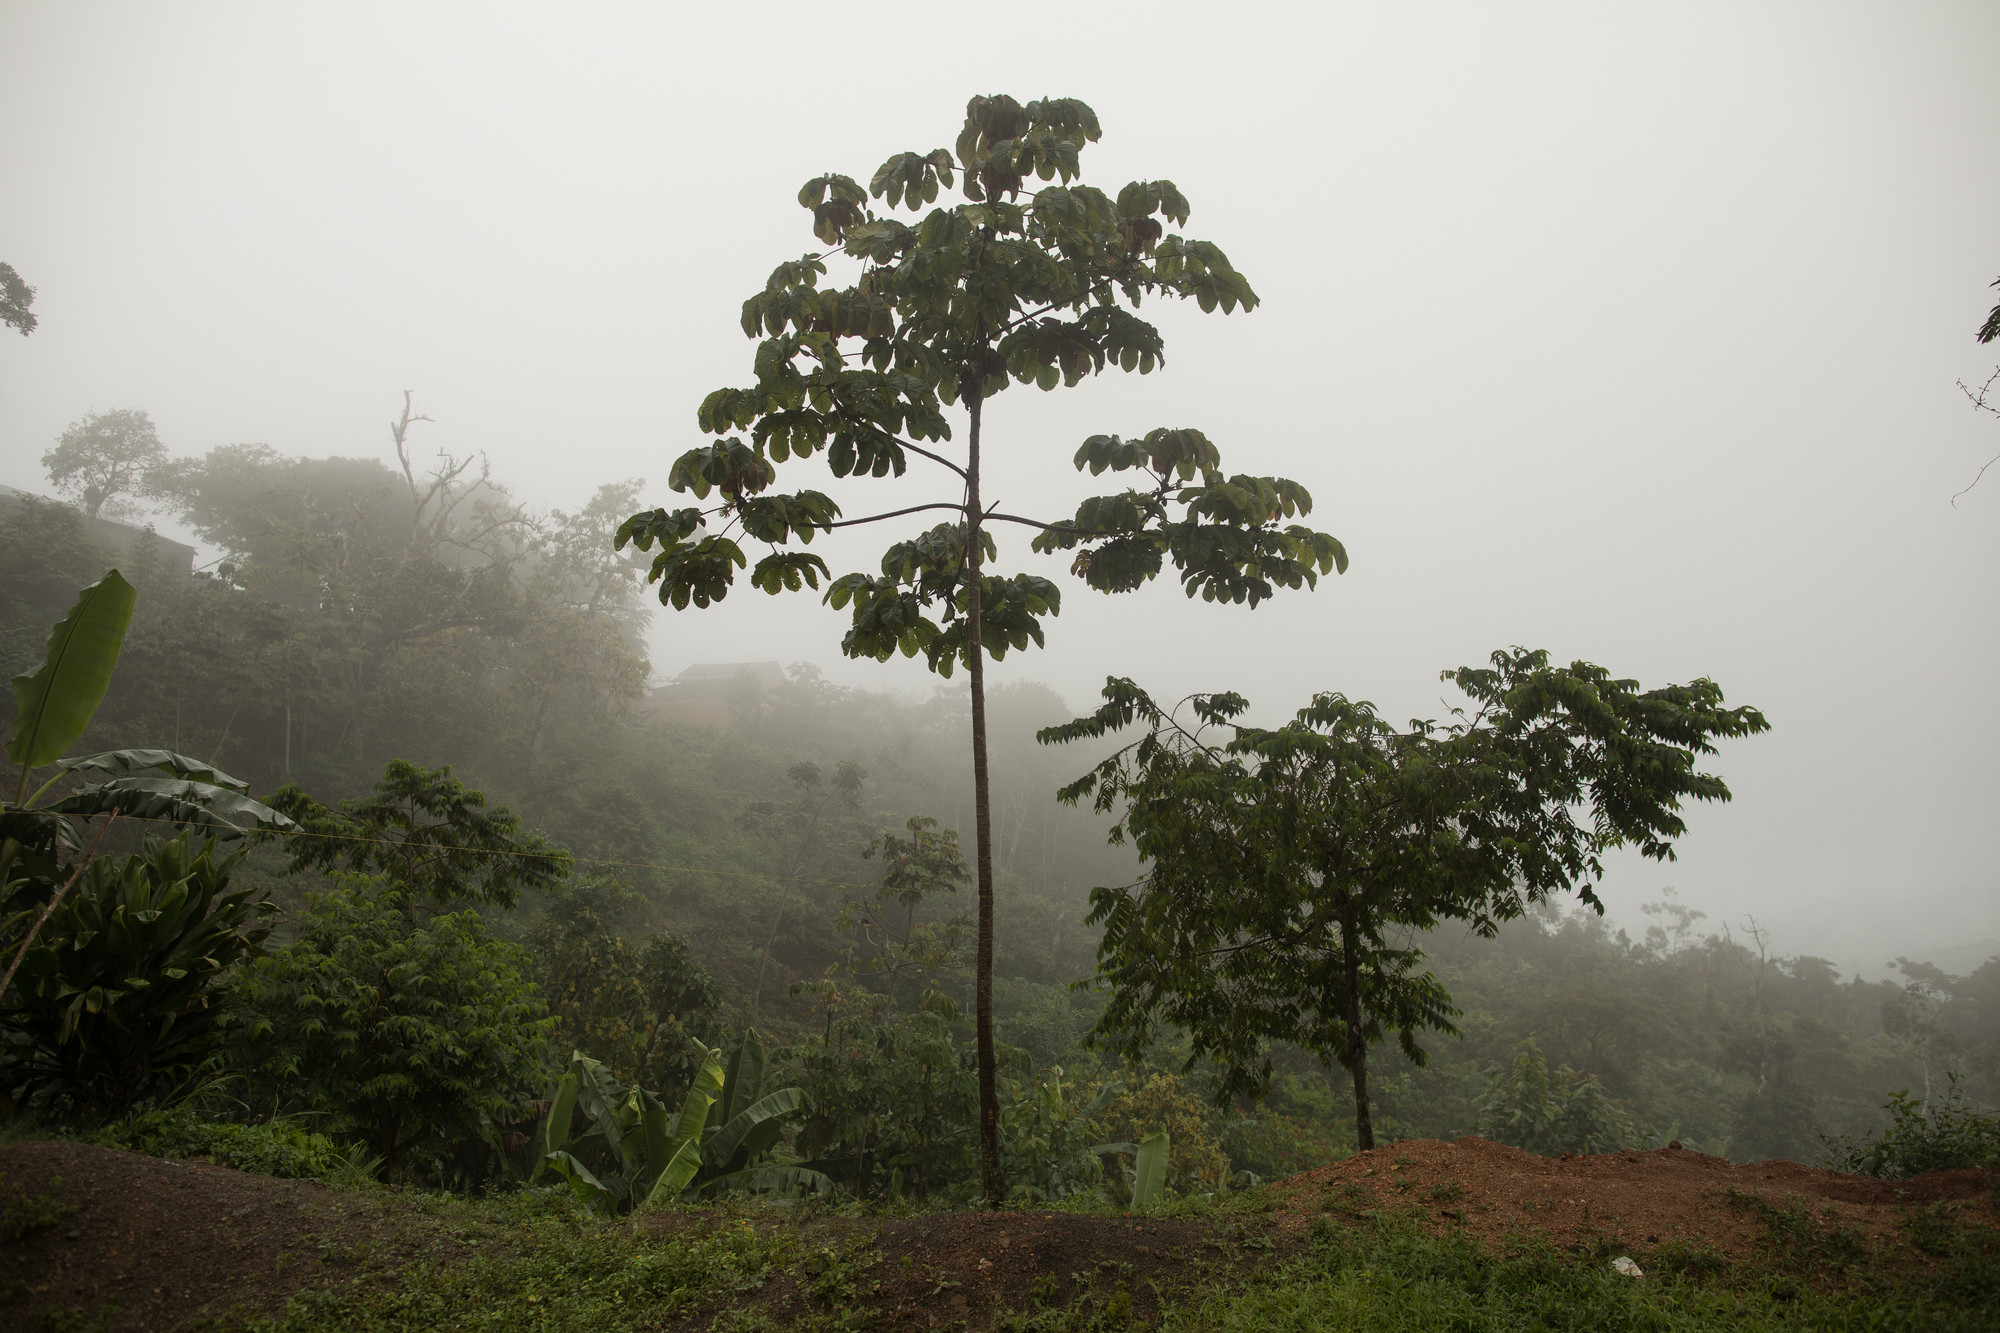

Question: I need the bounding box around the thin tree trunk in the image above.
[751,896,786,1020]
[209,699,243,766]
[964,386,1004,1207]
[1339,910,1375,1151]
[0,814,117,1003]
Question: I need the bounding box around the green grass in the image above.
[249,1189,794,1332]
[1132,1211,1997,1333]
[242,1197,2000,1333]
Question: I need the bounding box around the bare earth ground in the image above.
[4,1136,1997,1331]
[1271,1135,2000,1266]
[0,1139,411,1329]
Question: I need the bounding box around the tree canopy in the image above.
[1042,650,1770,1146]
[42,409,167,520]
[0,261,35,337]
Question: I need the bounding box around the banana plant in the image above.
[3,573,296,1007]
[537,1030,829,1214]
[539,1048,718,1213]
[1130,1129,1170,1210]
[6,573,298,843]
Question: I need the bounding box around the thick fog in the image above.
[3,2,1995,973]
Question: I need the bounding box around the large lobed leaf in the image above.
[8,571,136,778]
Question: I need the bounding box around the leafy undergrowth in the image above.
[3,1140,1998,1331]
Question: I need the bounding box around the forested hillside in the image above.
[3,430,1993,1198]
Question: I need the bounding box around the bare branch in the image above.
[1951,368,2000,507]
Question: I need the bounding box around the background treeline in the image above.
[2,424,1994,1190]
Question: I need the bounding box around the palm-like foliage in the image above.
[539,1030,827,1214]
[0,835,272,1116]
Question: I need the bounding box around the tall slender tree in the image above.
[617,94,1344,1201]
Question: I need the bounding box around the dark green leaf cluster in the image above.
[618,94,1335,678]
[229,878,555,1175]
[270,758,569,909]
[1033,429,1347,605]
[1473,1038,1647,1155]
[827,519,1061,677]
[0,834,274,1118]
[1821,1074,2000,1178]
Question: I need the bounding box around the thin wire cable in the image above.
[43,807,875,891]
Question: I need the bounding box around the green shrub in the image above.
[1224,1109,1355,1181]
[228,877,555,1181]
[784,985,982,1200]
[526,879,720,1090]
[1821,1075,2000,1179]
[0,1168,71,1241]
[1473,1038,1645,1156]
[104,1105,349,1179]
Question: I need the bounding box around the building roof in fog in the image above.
[0,485,199,576]
[670,661,785,685]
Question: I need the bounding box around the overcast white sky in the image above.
[3,1,1996,972]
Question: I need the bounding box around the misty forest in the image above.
[4,37,2000,1333]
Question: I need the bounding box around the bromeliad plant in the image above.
[538,1030,828,1214]
[0,835,273,1116]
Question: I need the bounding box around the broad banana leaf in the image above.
[8,571,135,781]
[1091,1141,1138,1157]
[1083,1080,1125,1116]
[731,1117,784,1169]
[700,1164,836,1198]
[567,1050,626,1133]
[49,777,298,838]
[1132,1129,1170,1209]
[544,1149,613,1210]
[57,749,250,790]
[705,1086,807,1168]
[669,1049,725,1144]
[720,1027,766,1124]
[628,1087,673,1200]
[540,1065,584,1163]
[635,1136,705,1212]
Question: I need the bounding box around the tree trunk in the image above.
[964,387,1004,1207]
[1339,910,1375,1151]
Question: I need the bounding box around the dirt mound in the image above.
[771,1208,1236,1330]
[1272,1136,1999,1266]
[2,1139,397,1332]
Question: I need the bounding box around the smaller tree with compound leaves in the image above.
[230,878,555,1179]
[1042,649,1768,1149]
[271,758,570,911]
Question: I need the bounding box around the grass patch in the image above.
[0,1169,71,1243]
[1150,1211,1996,1332]
[247,1190,792,1332]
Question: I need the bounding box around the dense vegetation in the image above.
[2,107,1996,1295]
[3,429,1994,1202]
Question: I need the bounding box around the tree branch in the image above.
[825,502,969,529]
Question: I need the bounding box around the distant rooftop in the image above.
[674,661,785,682]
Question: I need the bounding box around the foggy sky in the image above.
[3,1,1996,973]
